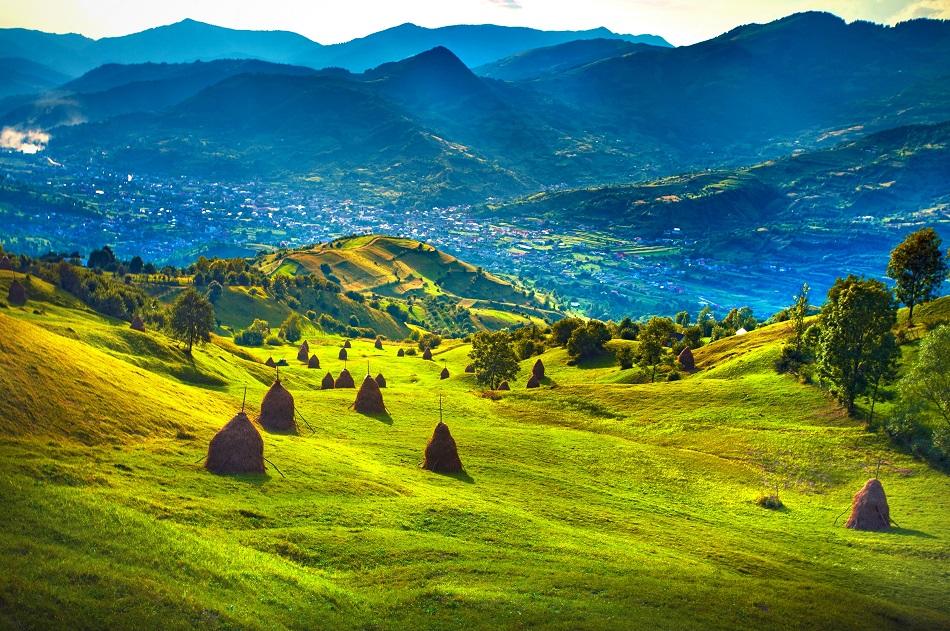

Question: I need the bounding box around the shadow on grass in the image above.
[433,469,475,484]
[573,352,616,370]
[357,410,393,425]
[889,527,935,539]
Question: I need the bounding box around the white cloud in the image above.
[487,0,523,8]
[0,127,50,154]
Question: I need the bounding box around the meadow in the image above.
[0,269,948,630]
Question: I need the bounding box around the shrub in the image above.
[756,494,784,510]
[234,319,270,346]
[265,334,282,346]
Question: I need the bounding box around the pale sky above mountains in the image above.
[1,0,948,45]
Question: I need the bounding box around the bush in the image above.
[234,319,270,346]
[406,348,418,356]
[756,494,784,510]
[265,334,282,346]
[615,345,635,369]
[667,370,681,381]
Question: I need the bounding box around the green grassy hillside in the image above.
[0,271,948,629]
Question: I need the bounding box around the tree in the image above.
[791,282,810,352]
[469,331,519,390]
[87,245,116,270]
[674,311,690,327]
[638,317,676,382]
[615,345,634,369]
[206,280,223,304]
[899,324,950,427]
[235,319,270,346]
[566,320,611,361]
[170,289,216,353]
[551,317,583,346]
[886,227,947,325]
[279,313,303,343]
[816,276,898,414]
[129,255,144,274]
[696,306,715,337]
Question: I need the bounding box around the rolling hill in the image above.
[474,38,647,80]
[0,267,947,629]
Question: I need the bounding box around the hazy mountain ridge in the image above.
[0,19,669,76]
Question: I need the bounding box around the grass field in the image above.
[0,272,948,630]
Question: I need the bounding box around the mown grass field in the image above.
[0,272,948,630]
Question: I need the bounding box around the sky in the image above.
[0,0,948,45]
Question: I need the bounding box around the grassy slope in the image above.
[1,273,948,630]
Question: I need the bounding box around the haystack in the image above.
[321,372,335,389]
[845,479,891,531]
[265,357,277,367]
[422,422,463,473]
[422,348,433,360]
[440,367,450,380]
[0,255,12,270]
[375,373,387,388]
[343,340,352,349]
[526,374,541,389]
[678,347,695,371]
[297,341,310,362]
[354,375,386,414]
[375,338,383,350]
[498,381,510,391]
[335,368,355,388]
[308,355,320,369]
[397,348,405,357]
[7,279,26,306]
[339,348,348,361]
[205,411,264,475]
[532,359,545,379]
[464,363,475,373]
[258,380,296,432]
[130,314,146,332]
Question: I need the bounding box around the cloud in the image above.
[885,0,950,22]
[486,0,522,9]
[0,127,50,154]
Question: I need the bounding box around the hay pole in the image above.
[294,409,316,434]
[241,386,247,413]
[263,457,286,478]
[832,506,851,526]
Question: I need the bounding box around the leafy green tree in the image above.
[615,345,635,369]
[566,321,611,361]
[899,324,950,427]
[638,317,676,382]
[682,325,703,350]
[170,288,216,353]
[279,313,304,343]
[817,276,898,414]
[418,332,442,351]
[791,282,810,352]
[469,331,519,390]
[551,317,584,346]
[674,311,690,327]
[235,319,270,346]
[206,280,223,304]
[129,255,144,274]
[696,306,715,337]
[87,245,116,270]
[886,227,947,325]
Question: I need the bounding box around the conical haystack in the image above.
[297,341,309,362]
[335,368,355,388]
[440,367,450,380]
[130,314,146,332]
[343,340,352,349]
[397,348,405,357]
[422,422,463,473]
[845,479,891,531]
[308,355,320,369]
[422,348,433,360]
[464,363,475,373]
[7,279,26,306]
[532,359,545,379]
[339,348,348,361]
[375,338,383,350]
[0,255,12,270]
[321,372,335,389]
[354,375,386,414]
[526,374,541,389]
[258,380,296,432]
[678,347,695,370]
[265,357,276,367]
[206,411,264,475]
[375,373,387,388]
[498,381,510,391]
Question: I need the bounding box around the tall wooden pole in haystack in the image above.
[242,385,247,412]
